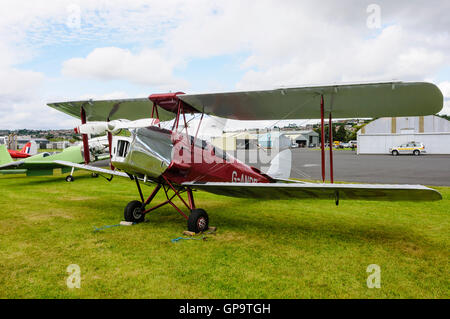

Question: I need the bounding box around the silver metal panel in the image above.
[182,182,442,201]
[112,127,172,179]
[179,82,443,120]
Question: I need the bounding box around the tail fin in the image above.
[21,142,31,154]
[266,149,292,179]
[29,141,38,155]
[0,145,14,165]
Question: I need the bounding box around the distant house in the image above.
[283,130,319,147]
[212,132,258,151]
[258,131,291,149]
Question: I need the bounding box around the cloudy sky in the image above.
[0,0,449,129]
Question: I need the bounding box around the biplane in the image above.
[48,82,443,233]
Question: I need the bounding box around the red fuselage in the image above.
[8,150,31,158]
[162,131,272,185]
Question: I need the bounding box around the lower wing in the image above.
[182,182,442,202]
[54,161,130,179]
[54,160,442,202]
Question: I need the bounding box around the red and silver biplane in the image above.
[48,82,443,233]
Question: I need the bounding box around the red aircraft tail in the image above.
[20,142,32,154]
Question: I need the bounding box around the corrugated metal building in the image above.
[258,131,291,149]
[211,132,258,151]
[357,115,450,154]
[283,130,319,147]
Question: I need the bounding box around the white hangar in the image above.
[357,115,450,154]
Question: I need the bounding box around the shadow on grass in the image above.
[75,193,438,254]
[212,209,441,255]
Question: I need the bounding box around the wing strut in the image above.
[329,110,334,183]
[319,95,335,183]
[107,130,114,170]
[320,95,325,182]
[80,106,90,164]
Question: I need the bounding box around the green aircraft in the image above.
[0,144,108,181]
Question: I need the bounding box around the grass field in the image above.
[0,171,448,298]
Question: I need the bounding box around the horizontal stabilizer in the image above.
[182,182,442,202]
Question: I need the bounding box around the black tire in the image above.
[65,175,74,182]
[124,200,145,223]
[392,150,399,156]
[91,173,99,178]
[188,209,209,233]
[413,150,420,156]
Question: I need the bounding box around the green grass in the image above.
[0,172,448,298]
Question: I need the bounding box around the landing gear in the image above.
[91,173,99,178]
[66,167,75,182]
[124,200,145,223]
[128,176,210,232]
[188,209,209,233]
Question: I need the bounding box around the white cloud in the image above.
[0,0,449,128]
[62,47,187,88]
[0,67,44,104]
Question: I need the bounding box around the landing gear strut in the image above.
[126,177,209,232]
[65,167,75,182]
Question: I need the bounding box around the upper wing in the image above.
[47,98,176,122]
[182,182,442,202]
[179,82,443,120]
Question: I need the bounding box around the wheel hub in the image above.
[133,207,142,219]
[197,217,207,231]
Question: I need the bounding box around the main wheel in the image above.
[392,150,399,156]
[65,175,74,182]
[187,209,209,233]
[413,150,420,156]
[91,173,99,178]
[124,200,145,223]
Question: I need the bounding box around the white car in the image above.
[389,142,426,156]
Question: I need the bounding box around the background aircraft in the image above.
[0,139,109,181]
[48,81,444,232]
[7,141,37,158]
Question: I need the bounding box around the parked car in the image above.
[389,142,426,156]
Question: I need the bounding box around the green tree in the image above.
[335,125,347,142]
